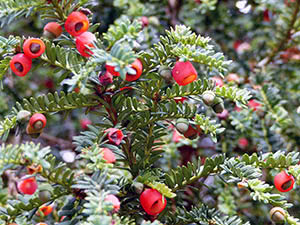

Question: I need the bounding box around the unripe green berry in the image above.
[17,110,31,122]
[212,97,224,114]
[175,118,189,134]
[148,16,160,26]
[158,65,173,82]
[132,182,144,194]
[269,207,285,224]
[202,91,215,106]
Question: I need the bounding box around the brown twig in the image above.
[166,0,183,27]
[39,133,74,149]
[265,0,300,65]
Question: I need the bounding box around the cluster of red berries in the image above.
[10,38,45,77]
[64,11,96,57]
[103,58,143,84]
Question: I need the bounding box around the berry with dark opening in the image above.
[17,176,38,195]
[140,189,167,216]
[105,128,124,145]
[99,71,113,86]
[75,32,96,57]
[126,59,143,82]
[65,11,89,36]
[23,38,45,58]
[10,53,32,77]
[274,170,295,192]
[141,16,149,28]
[172,61,197,86]
[43,22,63,39]
[29,113,47,130]
[37,204,53,216]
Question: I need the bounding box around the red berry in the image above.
[23,38,45,59]
[105,194,120,211]
[10,53,32,77]
[44,78,54,89]
[104,128,124,145]
[211,76,224,87]
[99,71,113,86]
[217,109,229,120]
[263,9,271,22]
[172,129,183,143]
[36,223,48,225]
[65,11,89,36]
[75,32,96,57]
[174,97,187,103]
[105,64,120,76]
[126,59,143,82]
[37,204,53,216]
[80,118,91,130]
[227,73,240,83]
[274,171,295,192]
[233,40,242,50]
[17,176,38,195]
[238,138,249,149]
[140,189,167,216]
[248,99,261,111]
[172,61,197,86]
[183,125,199,139]
[29,113,47,130]
[43,22,63,39]
[141,16,149,28]
[101,148,116,163]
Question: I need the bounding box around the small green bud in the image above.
[212,97,224,114]
[158,65,173,82]
[269,207,285,224]
[175,118,189,134]
[17,110,31,122]
[132,182,144,194]
[202,91,215,106]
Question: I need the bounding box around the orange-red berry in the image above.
[126,59,143,82]
[80,118,91,130]
[105,64,120,76]
[37,204,53,216]
[10,53,32,77]
[23,38,45,59]
[105,194,120,211]
[104,128,124,145]
[172,61,197,86]
[43,22,63,39]
[65,11,89,36]
[211,76,224,87]
[274,171,295,192]
[17,176,38,195]
[75,32,96,57]
[29,113,47,130]
[140,189,167,216]
[248,99,261,111]
[101,148,116,163]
